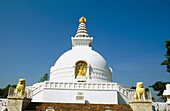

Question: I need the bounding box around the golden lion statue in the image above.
[15,79,25,97]
[134,82,146,100]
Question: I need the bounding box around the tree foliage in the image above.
[0,84,16,98]
[39,73,49,82]
[130,86,136,89]
[161,40,170,73]
[145,88,149,91]
[149,81,170,101]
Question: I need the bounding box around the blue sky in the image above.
[0,0,170,93]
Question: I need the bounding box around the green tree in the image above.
[161,40,170,73]
[0,84,16,98]
[39,73,49,82]
[145,88,149,91]
[0,89,4,97]
[130,86,136,89]
[149,81,170,101]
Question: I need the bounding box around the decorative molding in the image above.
[28,82,130,99]
[50,66,112,82]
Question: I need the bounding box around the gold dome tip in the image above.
[79,16,86,23]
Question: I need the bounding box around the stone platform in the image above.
[7,96,31,111]
[129,101,153,111]
[23,102,133,111]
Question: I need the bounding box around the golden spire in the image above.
[79,16,86,23]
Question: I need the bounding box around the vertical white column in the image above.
[86,65,90,79]
[72,66,76,79]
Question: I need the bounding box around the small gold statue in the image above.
[134,82,146,101]
[77,63,86,76]
[15,79,25,97]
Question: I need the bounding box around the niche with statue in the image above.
[75,61,87,79]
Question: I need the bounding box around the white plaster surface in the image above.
[163,84,170,104]
[50,47,112,82]
[32,89,118,104]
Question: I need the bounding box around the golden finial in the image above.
[79,16,86,23]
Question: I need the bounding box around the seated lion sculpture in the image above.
[15,79,26,97]
[134,82,145,100]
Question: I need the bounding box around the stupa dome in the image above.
[54,49,109,71]
[50,48,112,82]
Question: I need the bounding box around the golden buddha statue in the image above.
[77,63,86,76]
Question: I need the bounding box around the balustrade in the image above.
[28,82,130,98]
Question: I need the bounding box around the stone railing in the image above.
[8,87,15,97]
[28,82,131,99]
[128,91,152,102]
[0,98,8,111]
[8,87,31,98]
[28,84,44,98]
[152,102,169,111]
[117,85,134,98]
[44,82,117,90]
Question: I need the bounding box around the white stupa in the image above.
[27,17,131,104]
[50,17,112,83]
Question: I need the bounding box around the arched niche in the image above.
[75,61,87,79]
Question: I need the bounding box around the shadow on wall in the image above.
[118,93,127,104]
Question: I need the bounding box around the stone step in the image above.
[22,110,35,111]
[23,102,133,111]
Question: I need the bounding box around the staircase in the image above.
[23,102,133,111]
